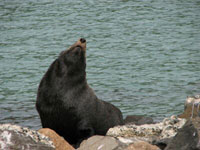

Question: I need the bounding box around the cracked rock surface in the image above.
[0,124,54,150]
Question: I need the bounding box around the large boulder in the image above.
[165,119,200,150]
[38,128,74,150]
[0,124,54,150]
[107,116,186,149]
[77,135,121,150]
[77,135,160,150]
[107,116,186,141]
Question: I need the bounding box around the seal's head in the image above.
[60,38,86,65]
[59,38,87,75]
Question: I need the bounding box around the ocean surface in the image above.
[0,0,200,130]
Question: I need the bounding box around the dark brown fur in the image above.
[36,38,124,147]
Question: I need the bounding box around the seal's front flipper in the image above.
[75,123,94,148]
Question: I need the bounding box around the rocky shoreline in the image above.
[1,95,200,150]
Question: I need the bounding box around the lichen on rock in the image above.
[107,115,186,143]
[0,124,54,150]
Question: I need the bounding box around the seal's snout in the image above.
[80,38,86,43]
[67,38,87,52]
[77,38,86,51]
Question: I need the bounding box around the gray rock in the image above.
[77,135,160,150]
[165,119,200,150]
[107,115,186,148]
[0,124,55,150]
[77,135,124,150]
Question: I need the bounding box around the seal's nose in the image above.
[80,38,86,43]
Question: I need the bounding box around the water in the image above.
[0,0,200,130]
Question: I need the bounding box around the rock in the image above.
[124,115,154,125]
[107,116,186,140]
[152,138,171,150]
[165,119,200,150]
[77,135,160,150]
[77,135,123,150]
[0,124,54,150]
[179,95,200,119]
[191,117,200,137]
[116,137,138,145]
[126,141,160,150]
[38,128,74,150]
[107,116,186,149]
